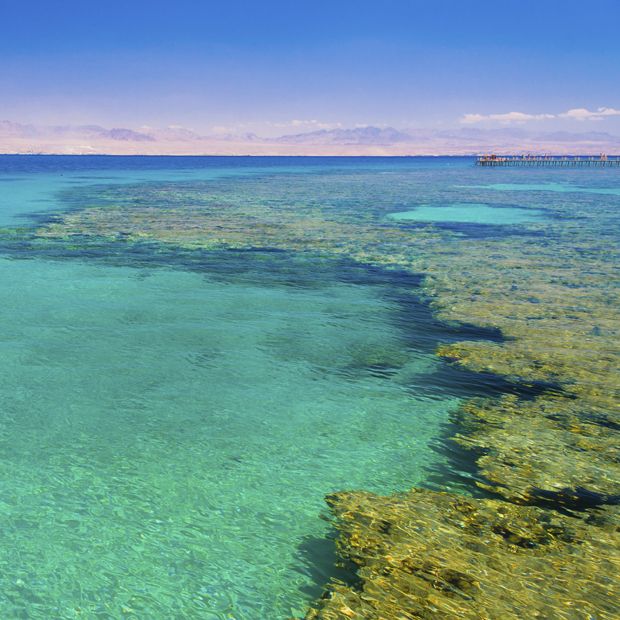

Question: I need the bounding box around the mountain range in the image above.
[2,120,619,155]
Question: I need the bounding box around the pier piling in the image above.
[476,155,620,167]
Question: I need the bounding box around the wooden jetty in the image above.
[476,154,620,167]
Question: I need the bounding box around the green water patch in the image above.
[387,203,547,225]
[0,247,496,619]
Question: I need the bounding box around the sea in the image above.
[0,155,616,619]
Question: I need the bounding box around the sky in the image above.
[1,0,620,136]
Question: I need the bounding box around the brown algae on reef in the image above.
[24,167,620,617]
[305,489,620,620]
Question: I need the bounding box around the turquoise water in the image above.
[1,155,617,618]
[0,254,459,618]
[387,202,547,224]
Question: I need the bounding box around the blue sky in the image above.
[1,0,619,135]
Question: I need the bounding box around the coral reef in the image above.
[305,489,620,619]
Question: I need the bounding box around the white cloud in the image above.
[461,111,555,124]
[461,106,620,124]
[460,114,485,124]
[270,119,343,130]
[559,107,620,121]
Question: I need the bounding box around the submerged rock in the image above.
[306,489,620,620]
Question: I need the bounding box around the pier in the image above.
[476,154,620,167]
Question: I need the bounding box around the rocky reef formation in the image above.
[306,490,619,619]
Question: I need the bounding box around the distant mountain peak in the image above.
[105,128,155,142]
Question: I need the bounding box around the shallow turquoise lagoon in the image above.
[0,251,465,619]
[387,202,547,224]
